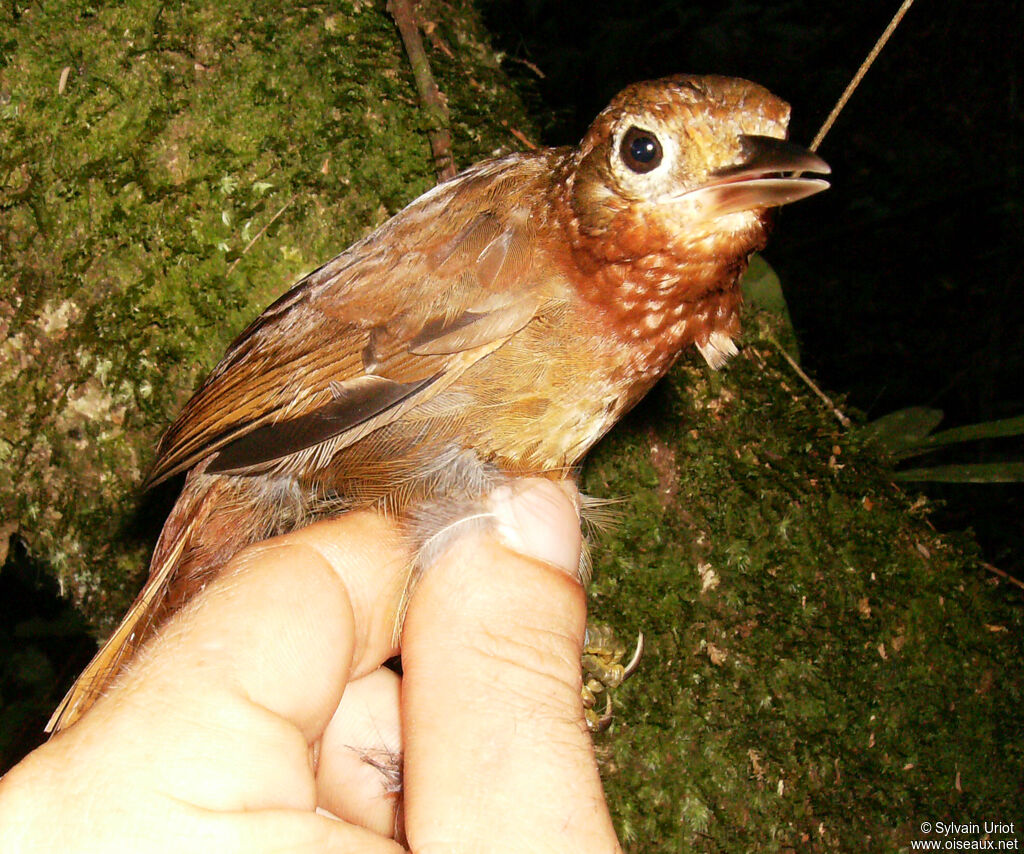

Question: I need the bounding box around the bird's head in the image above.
[567,74,829,253]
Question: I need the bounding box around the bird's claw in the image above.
[581,625,645,731]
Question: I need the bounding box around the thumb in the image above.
[400,479,621,853]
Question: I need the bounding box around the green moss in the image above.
[0,0,533,626]
[583,310,1023,851]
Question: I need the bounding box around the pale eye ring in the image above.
[620,127,663,173]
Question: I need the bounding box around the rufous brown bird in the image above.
[48,74,829,732]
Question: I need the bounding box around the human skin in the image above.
[0,479,620,852]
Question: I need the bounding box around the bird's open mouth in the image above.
[683,135,831,217]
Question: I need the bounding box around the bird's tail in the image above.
[46,467,284,733]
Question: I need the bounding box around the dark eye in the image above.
[620,127,663,173]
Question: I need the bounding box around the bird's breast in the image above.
[446,296,670,472]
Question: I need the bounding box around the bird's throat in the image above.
[554,196,763,379]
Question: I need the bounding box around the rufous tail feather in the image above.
[46,480,223,733]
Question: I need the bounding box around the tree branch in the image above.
[388,0,456,182]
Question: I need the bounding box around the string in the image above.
[810,0,919,153]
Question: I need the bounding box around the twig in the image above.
[981,561,1024,592]
[501,121,539,150]
[388,0,456,182]
[507,55,545,79]
[226,194,297,277]
[810,0,918,153]
[420,19,454,58]
[771,340,853,429]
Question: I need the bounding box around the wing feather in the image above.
[206,374,438,475]
[146,152,561,487]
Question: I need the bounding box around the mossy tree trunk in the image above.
[1,0,530,621]
[1,1,1021,849]
[584,309,1022,850]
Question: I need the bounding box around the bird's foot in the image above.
[581,624,644,732]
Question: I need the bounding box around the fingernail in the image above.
[488,479,582,574]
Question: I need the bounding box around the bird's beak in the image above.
[682,135,831,218]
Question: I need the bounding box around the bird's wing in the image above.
[146,153,562,487]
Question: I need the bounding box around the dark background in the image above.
[480,0,1023,576]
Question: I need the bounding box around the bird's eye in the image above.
[620,127,663,173]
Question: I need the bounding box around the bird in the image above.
[47,73,829,733]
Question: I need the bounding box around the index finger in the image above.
[103,509,410,742]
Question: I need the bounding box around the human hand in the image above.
[0,479,621,852]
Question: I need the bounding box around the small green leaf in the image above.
[864,411,1024,461]
[895,462,1024,483]
[914,414,1024,450]
[859,407,944,455]
[741,254,790,320]
[741,254,799,361]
